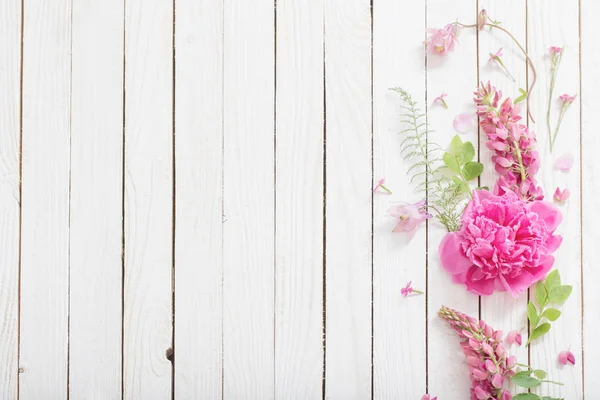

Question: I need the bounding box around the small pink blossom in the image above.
[554,187,570,204]
[558,350,576,366]
[559,93,576,104]
[489,47,503,62]
[388,200,432,237]
[421,395,437,400]
[555,153,574,172]
[373,178,392,194]
[549,46,563,54]
[426,24,460,55]
[453,112,475,134]
[505,330,522,346]
[433,93,449,109]
[401,281,423,297]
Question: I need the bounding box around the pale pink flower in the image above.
[554,153,574,172]
[453,112,475,134]
[400,281,423,297]
[489,47,503,62]
[433,93,449,109]
[426,24,460,55]
[439,190,562,297]
[554,187,570,204]
[421,395,437,400]
[373,178,392,194]
[558,350,576,366]
[559,93,576,104]
[488,48,515,82]
[549,46,563,54]
[388,200,432,237]
[505,330,522,346]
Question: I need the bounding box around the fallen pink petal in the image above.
[373,178,392,194]
[554,187,570,204]
[488,47,503,62]
[558,350,576,366]
[421,395,437,400]
[555,153,574,172]
[433,93,449,109]
[453,112,475,134]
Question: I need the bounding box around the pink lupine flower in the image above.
[439,306,516,400]
[554,187,570,204]
[549,46,562,54]
[426,24,461,55]
[558,350,576,366]
[401,281,423,297]
[373,178,392,194]
[439,190,562,297]
[505,330,522,346]
[454,112,475,134]
[421,395,437,400]
[554,153,574,172]
[434,93,449,109]
[388,200,432,237]
[559,93,575,104]
[474,82,543,201]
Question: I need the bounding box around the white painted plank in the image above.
[527,1,582,398]
[324,1,372,397]
[69,1,123,398]
[581,0,600,396]
[19,1,71,398]
[173,0,223,398]
[426,1,479,398]
[477,1,530,392]
[372,0,427,398]
[0,0,21,397]
[275,0,324,398]
[123,0,173,397]
[222,0,275,397]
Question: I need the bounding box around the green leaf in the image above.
[512,373,541,388]
[530,322,551,342]
[458,141,475,164]
[540,397,564,400]
[541,308,561,322]
[535,281,548,307]
[515,88,528,104]
[451,176,469,194]
[513,370,533,379]
[545,270,561,291]
[533,369,547,380]
[462,161,484,181]
[527,302,539,326]
[449,135,463,155]
[548,285,573,304]
[443,152,460,173]
[513,394,541,400]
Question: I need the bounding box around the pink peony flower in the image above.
[433,93,449,109]
[426,24,461,55]
[559,93,576,104]
[554,187,570,204]
[454,112,476,134]
[439,190,562,297]
[558,350,575,366]
[422,395,437,400]
[388,200,432,237]
[554,153,574,172]
[505,330,522,346]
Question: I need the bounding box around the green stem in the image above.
[547,51,563,152]
[540,380,564,386]
[412,289,424,295]
[513,143,527,182]
[380,184,393,194]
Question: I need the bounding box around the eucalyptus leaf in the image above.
[535,281,548,307]
[530,322,551,342]
[527,302,539,326]
[462,161,484,181]
[449,135,463,155]
[548,285,573,303]
[458,141,475,164]
[443,152,460,173]
[541,308,561,322]
[545,270,561,291]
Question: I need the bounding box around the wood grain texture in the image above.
[173,0,223,398]
[0,0,21,397]
[477,1,530,392]
[123,0,173,397]
[222,0,275,397]
[324,0,373,397]
[19,0,71,398]
[372,0,427,398]
[275,1,324,398]
[425,1,479,398]
[581,0,600,396]
[69,0,124,397]
[527,1,583,398]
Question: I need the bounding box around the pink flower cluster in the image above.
[439,190,562,297]
[426,24,461,55]
[439,306,516,400]
[474,82,543,201]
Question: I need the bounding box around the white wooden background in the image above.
[0,0,598,399]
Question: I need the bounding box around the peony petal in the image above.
[555,153,574,172]
[527,200,562,231]
[500,270,534,298]
[545,234,563,253]
[528,255,555,281]
[439,233,474,275]
[453,112,475,134]
[465,271,495,295]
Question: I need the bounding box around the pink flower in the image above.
[434,93,449,109]
[421,395,437,400]
[439,190,563,297]
[558,350,576,366]
[505,330,522,346]
[388,200,432,237]
[401,281,423,297]
[488,49,515,82]
[454,112,475,134]
[554,153,574,172]
[489,47,503,62]
[559,93,576,104]
[554,187,570,204]
[549,46,563,54]
[426,24,460,55]
[373,178,392,194]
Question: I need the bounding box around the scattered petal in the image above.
[373,178,392,194]
[401,281,423,297]
[426,24,461,55]
[558,350,576,366]
[555,153,574,172]
[453,112,475,134]
[433,93,449,109]
[553,187,571,204]
[488,47,503,62]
